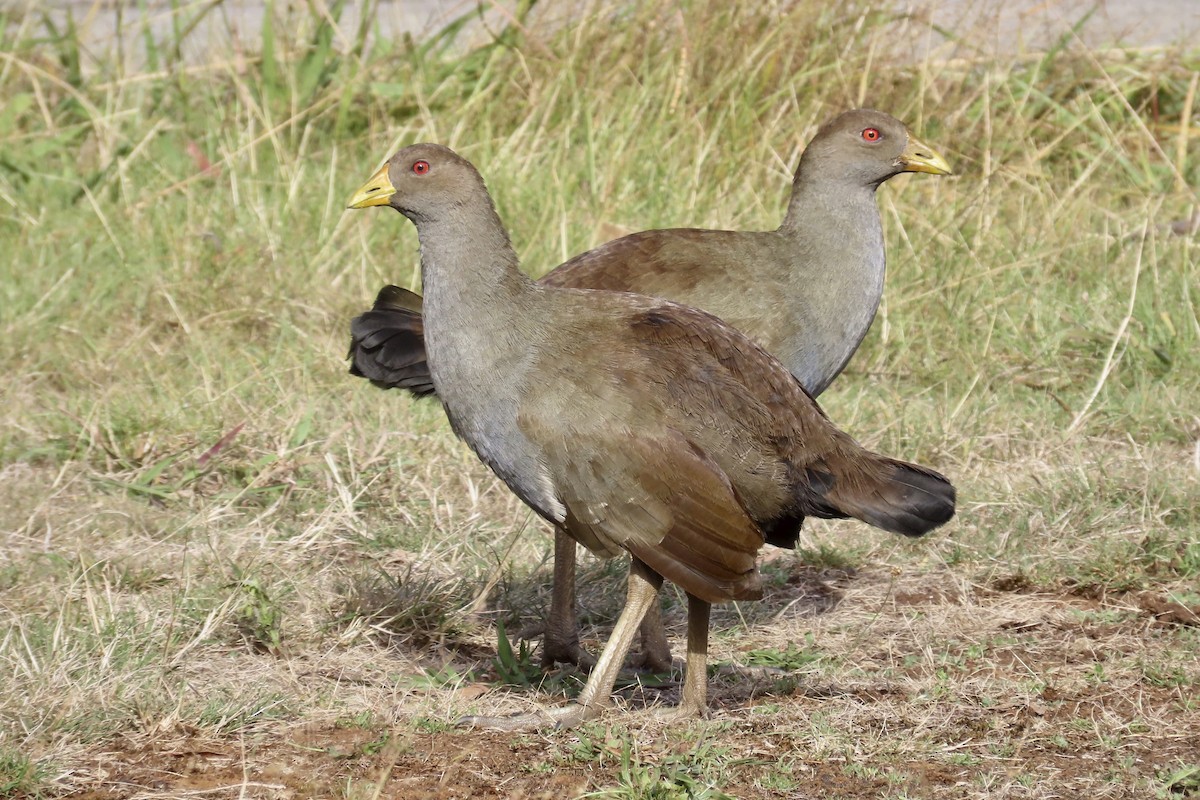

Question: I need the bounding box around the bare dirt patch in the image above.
[49,566,1200,799]
[74,727,600,800]
[986,572,1200,629]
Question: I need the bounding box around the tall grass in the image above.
[0,1,1197,797]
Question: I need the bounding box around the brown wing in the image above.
[624,301,841,468]
[527,420,766,604]
[538,229,753,297]
[618,299,955,540]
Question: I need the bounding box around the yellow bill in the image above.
[347,163,396,209]
[899,135,952,176]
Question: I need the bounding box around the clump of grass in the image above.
[335,560,479,647]
[230,572,287,654]
[191,689,294,734]
[742,635,824,672]
[795,542,863,572]
[1159,762,1200,798]
[575,726,739,800]
[0,749,53,799]
[491,619,540,687]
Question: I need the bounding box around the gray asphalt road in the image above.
[23,0,1200,67]
[914,0,1200,54]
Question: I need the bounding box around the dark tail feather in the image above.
[347,285,437,398]
[802,457,956,538]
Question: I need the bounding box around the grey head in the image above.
[795,108,952,190]
[346,142,494,223]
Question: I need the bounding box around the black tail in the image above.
[802,456,956,538]
[347,285,436,397]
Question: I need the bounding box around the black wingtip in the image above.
[347,285,437,398]
[372,284,423,314]
[803,458,956,539]
[865,461,956,538]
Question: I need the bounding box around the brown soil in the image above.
[63,696,1199,800]
[43,570,1200,799]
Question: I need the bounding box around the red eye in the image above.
[412,160,430,175]
[862,128,881,142]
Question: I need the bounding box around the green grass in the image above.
[573,724,740,800]
[1,1,1198,798]
[0,749,53,798]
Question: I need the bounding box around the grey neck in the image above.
[775,174,887,396]
[407,196,564,522]
[408,196,538,400]
[778,167,885,240]
[412,198,531,318]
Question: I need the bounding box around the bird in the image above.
[348,108,951,672]
[344,143,956,730]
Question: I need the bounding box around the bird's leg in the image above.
[567,559,662,714]
[533,529,596,668]
[628,600,674,672]
[516,529,594,668]
[658,593,710,721]
[459,558,662,731]
[679,594,711,716]
[519,531,670,672]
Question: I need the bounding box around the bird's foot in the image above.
[629,609,673,672]
[627,645,674,674]
[652,701,708,723]
[514,623,597,669]
[540,634,597,670]
[457,702,598,732]
[514,622,545,642]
